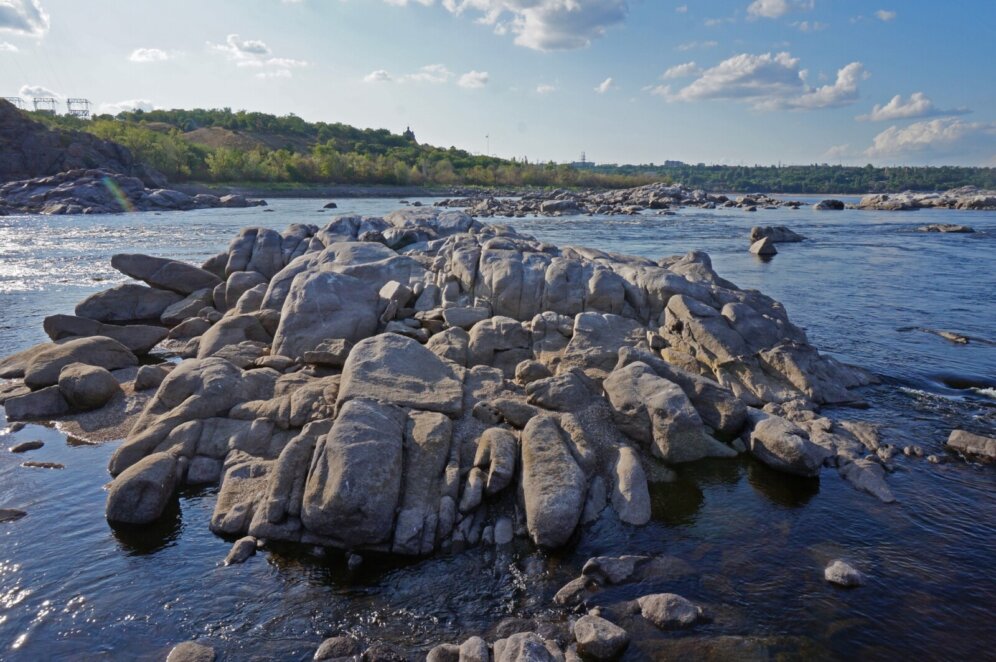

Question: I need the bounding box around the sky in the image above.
[1,0,994,166]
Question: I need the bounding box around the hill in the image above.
[0,99,164,186]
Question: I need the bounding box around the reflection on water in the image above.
[0,199,994,659]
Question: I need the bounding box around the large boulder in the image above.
[603,362,736,463]
[105,452,179,524]
[749,413,831,477]
[3,386,70,420]
[58,363,121,410]
[946,430,996,462]
[520,415,586,548]
[23,336,137,389]
[573,614,630,660]
[338,334,464,417]
[301,399,406,546]
[271,271,379,359]
[43,315,167,355]
[75,284,184,324]
[110,253,222,295]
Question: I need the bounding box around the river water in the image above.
[0,198,993,660]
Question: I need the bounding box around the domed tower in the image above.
[402,126,417,144]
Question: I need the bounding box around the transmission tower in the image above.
[66,98,91,118]
[3,97,24,109]
[32,97,58,114]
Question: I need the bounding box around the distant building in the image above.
[663,160,687,167]
[402,126,417,143]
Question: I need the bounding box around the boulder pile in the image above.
[1,208,896,555]
[857,186,996,211]
[435,184,806,217]
[0,168,266,216]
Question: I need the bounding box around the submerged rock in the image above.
[166,641,216,662]
[573,614,629,660]
[749,237,778,256]
[824,559,865,587]
[638,593,703,629]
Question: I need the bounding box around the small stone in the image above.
[166,641,216,662]
[824,559,865,587]
[134,364,169,391]
[22,461,64,469]
[637,593,702,629]
[314,635,361,660]
[347,553,363,571]
[224,536,257,565]
[494,517,514,545]
[9,440,43,453]
[573,614,629,660]
[0,508,27,523]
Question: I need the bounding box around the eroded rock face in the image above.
[0,207,881,558]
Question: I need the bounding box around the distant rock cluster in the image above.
[0,168,266,215]
[857,186,996,211]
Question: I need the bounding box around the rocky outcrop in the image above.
[434,184,806,217]
[946,430,996,462]
[0,208,881,557]
[0,99,164,186]
[0,168,265,216]
[858,187,996,211]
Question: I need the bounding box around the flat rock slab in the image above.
[9,440,44,453]
[112,253,222,295]
[338,334,464,417]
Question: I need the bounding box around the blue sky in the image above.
[1,0,993,166]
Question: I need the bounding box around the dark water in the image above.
[1,199,994,660]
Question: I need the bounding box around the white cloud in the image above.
[19,83,59,98]
[792,20,827,31]
[746,0,813,19]
[865,118,996,161]
[676,40,717,51]
[385,0,628,51]
[129,47,173,63]
[857,92,970,122]
[208,34,307,76]
[0,40,16,51]
[664,51,864,111]
[0,0,49,38]
[458,70,489,89]
[594,77,615,94]
[98,99,155,115]
[675,4,688,13]
[364,69,393,83]
[874,9,896,21]
[405,63,452,83]
[824,143,852,160]
[536,83,557,94]
[662,61,699,79]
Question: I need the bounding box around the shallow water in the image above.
[0,198,994,660]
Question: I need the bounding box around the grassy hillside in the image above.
[32,108,658,189]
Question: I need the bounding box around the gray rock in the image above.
[442,306,491,330]
[610,446,651,525]
[494,517,514,545]
[637,593,702,629]
[58,363,120,410]
[105,452,179,525]
[339,334,464,417]
[303,339,353,368]
[75,283,184,324]
[824,559,865,587]
[134,365,169,391]
[166,641,216,662]
[946,429,996,462]
[521,415,586,548]
[515,359,552,385]
[526,370,596,412]
[0,509,27,523]
[427,643,460,662]
[474,427,518,495]
[814,200,844,211]
[9,440,43,453]
[4,385,71,420]
[43,315,167,355]
[23,336,137,389]
[749,237,777,256]
[494,632,557,662]
[573,614,629,660]
[272,271,379,359]
[111,253,222,295]
[459,636,489,662]
[301,399,405,546]
[161,289,215,326]
[224,536,257,565]
[314,635,361,660]
[750,413,831,477]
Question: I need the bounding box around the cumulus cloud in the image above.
[865,118,996,161]
[99,99,155,115]
[0,0,49,38]
[458,70,489,89]
[383,0,628,51]
[364,69,393,83]
[129,47,173,63]
[663,51,864,111]
[746,0,812,19]
[0,40,16,51]
[675,4,688,13]
[19,83,58,98]
[208,34,307,76]
[594,77,614,94]
[857,92,970,122]
[824,143,852,160]
[536,83,557,94]
[661,61,699,79]
[875,9,896,21]
[406,63,453,83]
[792,20,827,31]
